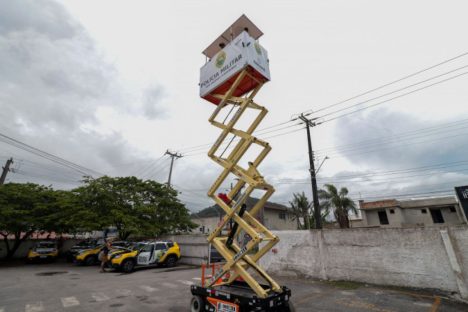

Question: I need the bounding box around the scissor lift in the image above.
[190,15,293,312]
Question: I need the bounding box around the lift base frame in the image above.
[191,281,292,312]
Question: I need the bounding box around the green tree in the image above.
[318,184,357,228]
[74,176,196,240]
[289,192,311,229]
[289,192,330,229]
[0,183,71,259]
[309,206,331,229]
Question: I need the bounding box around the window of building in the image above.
[389,209,395,214]
[279,212,286,220]
[450,206,456,213]
[378,210,389,225]
[421,209,427,214]
[430,209,445,224]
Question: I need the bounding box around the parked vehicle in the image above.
[69,239,129,265]
[65,239,103,262]
[74,244,104,266]
[74,240,131,265]
[27,241,59,262]
[110,241,180,273]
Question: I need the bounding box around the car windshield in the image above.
[131,243,146,251]
[36,242,55,249]
[140,244,153,252]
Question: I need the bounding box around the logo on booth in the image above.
[215,51,227,68]
[254,42,262,55]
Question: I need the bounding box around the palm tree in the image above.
[318,184,357,228]
[289,192,311,229]
[309,206,331,229]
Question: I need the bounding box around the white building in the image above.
[358,196,466,228]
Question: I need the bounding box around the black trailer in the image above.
[190,281,294,312]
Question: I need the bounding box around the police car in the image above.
[110,241,180,273]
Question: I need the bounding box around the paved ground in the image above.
[0,261,467,311]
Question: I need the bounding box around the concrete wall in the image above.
[388,207,404,226]
[365,210,383,227]
[442,207,462,224]
[191,216,220,234]
[403,208,430,225]
[260,226,468,299]
[161,234,209,265]
[366,208,405,227]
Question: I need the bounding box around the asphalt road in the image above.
[0,261,467,311]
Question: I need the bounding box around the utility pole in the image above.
[298,114,322,229]
[165,150,182,187]
[0,157,13,185]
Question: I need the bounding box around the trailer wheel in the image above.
[190,295,205,312]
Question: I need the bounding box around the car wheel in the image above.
[122,259,135,273]
[190,296,205,312]
[84,255,96,266]
[165,255,177,268]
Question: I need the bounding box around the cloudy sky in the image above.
[1,0,468,212]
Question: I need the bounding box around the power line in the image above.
[0,132,104,177]
[276,160,468,183]
[312,65,468,120]
[134,154,167,178]
[319,71,468,124]
[14,158,84,180]
[315,117,468,154]
[347,179,467,197]
[177,51,468,155]
[279,167,468,185]
[301,51,468,115]
[183,127,305,158]
[351,189,454,201]
[180,122,304,155]
[313,127,468,160]
[183,66,468,157]
[12,170,82,185]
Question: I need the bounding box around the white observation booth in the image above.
[199,14,271,105]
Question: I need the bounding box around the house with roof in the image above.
[191,197,297,234]
[357,196,465,228]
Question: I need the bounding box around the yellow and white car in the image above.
[74,244,104,266]
[73,240,130,265]
[27,241,59,262]
[110,241,180,273]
